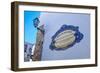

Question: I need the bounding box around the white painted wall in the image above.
[0,0,99,73]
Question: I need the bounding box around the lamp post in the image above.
[32,18,44,61]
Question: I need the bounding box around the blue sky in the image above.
[24,11,40,44]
